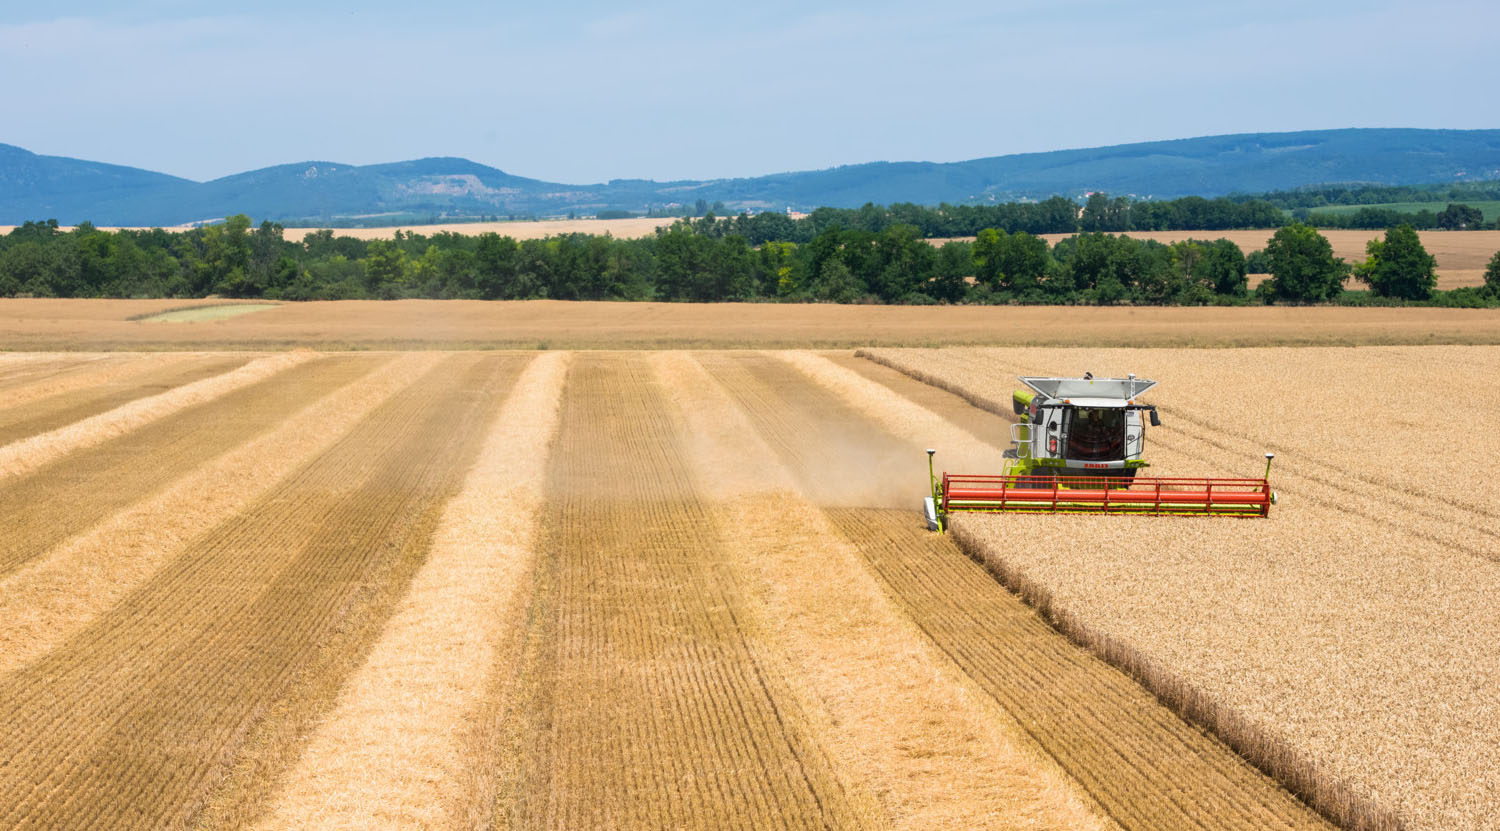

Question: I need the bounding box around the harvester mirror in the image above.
[1149,408,1161,427]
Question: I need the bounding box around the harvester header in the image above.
[923,373,1275,531]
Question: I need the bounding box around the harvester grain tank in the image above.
[924,373,1276,530]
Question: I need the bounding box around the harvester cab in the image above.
[923,373,1275,531]
[1008,374,1159,483]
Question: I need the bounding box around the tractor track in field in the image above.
[506,353,877,831]
[0,354,250,447]
[0,353,522,831]
[0,355,383,578]
[702,351,1333,831]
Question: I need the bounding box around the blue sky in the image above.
[3,1,1495,183]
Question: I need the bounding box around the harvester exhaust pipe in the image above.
[924,449,943,532]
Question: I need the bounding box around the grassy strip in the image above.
[126,302,280,322]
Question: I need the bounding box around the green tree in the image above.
[972,228,1005,288]
[974,228,1051,296]
[1031,196,1081,234]
[870,224,933,300]
[1355,224,1436,300]
[0,242,62,296]
[1437,203,1484,231]
[1483,249,1500,297]
[1172,238,1247,298]
[652,222,756,301]
[1263,223,1347,303]
[1080,193,1131,232]
[759,241,799,297]
[363,240,412,298]
[927,241,971,302]
[196,215,254,295]
[473,233,524,298]
[810,258,863,303]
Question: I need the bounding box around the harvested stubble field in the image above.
[0,346,1349,831]
[860,345,1500,831]
[3,297,1499,351]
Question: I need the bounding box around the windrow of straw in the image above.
[0,354,163,408]
[0,354,250,446]
[0,355,385,579]
[0,352,437,678]
[0,350,314,479]
[248,352,569,831]
[0,354,520,830]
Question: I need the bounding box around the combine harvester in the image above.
[924,373,1275,531]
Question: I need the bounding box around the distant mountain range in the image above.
[4,128,1500,226]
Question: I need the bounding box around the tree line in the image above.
[1239,180,1500,210]
[684,194,1286,243]
[2,215,1497,306]
[658,193,1498,241]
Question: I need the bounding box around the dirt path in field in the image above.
[0,355,378,577]
[504,353,879,831]
[0,354,523,831]
[0,354,249,447]
[702,351,1333,831]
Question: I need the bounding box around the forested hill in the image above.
[4,128,1500,226]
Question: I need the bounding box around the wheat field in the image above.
[4,298,1500,350]
[859,345,1500,831]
